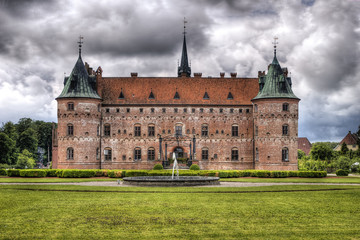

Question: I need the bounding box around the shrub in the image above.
[55,170,64,177]
[108,170,123,178]
[298,171,327,178]
[148,170,171,176]
[46,169,58,177]
[287,171,299,177]
[59,170,96,178]
[250,170,271,178]
[153,164,163,170]
[336,169,349,176]
[238,170,251,177]
[270,171,288,178]
[20,170,47,178]
[124,170,148,177]
[7,169,20,177]
[0,169,7,176]
[189,164,200,170]
[179,170,199,176]
[0,164,11,169]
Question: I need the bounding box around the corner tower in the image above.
[251,38,300,170]
[54,37,102,169]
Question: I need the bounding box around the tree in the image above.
[298,149,306,160]
[335,156,352,170]
[18,128,38,154]
[16,149,35,169]
[33,121,53,164]
[340,142,349,155]
[310,143,333,161]
[0,132,16,165]
[16,118,34,135]
[1,121,18,142]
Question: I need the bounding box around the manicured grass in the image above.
[221,176,360,184]
[0,176,115,183]
[1,185,360,239]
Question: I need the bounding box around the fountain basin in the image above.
[122,176,220,187]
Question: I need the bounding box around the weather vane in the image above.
[183,17,187,35]
[272,36,278,55]
[78,35,84,56]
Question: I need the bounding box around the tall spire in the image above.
[178,18,191,77]
[78,35,84,58]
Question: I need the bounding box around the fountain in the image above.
[123,153,220,186]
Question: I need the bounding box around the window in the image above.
[175,125,182,136]
[246,109,250,113]
[282,125,289,136]
[97,125,100,136]
[192,128,195,134]
[104,148,112,161]
[231,148,239,161]
[239,109,243,113]
[183,108,187,113]
[256,148,259,161]
[174,108,178,113]
[283,103,289,111]
[116,108,120,113]
[67,147,74,160]
[232,125,238,137]
[202,148,208,160]
[255,125,258,136]
[282,147,289,162]
[254,104,258,113]
[106,108,110,113]
[122,155,126,160]
[67,102,74,111]
[162,108,166,113]
[168,129,171,134]
[186,129,190,134]
[151,108,155,113]
[214,154,218,159]
[220,108,223,113]
[67,124,74,136]
[148,125,155,137]
[127,108,130,113]
[200,108,203,113]
[134,125,141,137]
[201,125,208,137]
[230,108,234,113]
[134,148,141,161]
[104,124,110,136]
[210,108,213,113]
[96,148,100,160]
[192,108,195,113]
[162,129,165,134]
[148,148,155,160]
[139,108,143,113]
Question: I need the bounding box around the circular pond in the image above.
[122,176,220,187]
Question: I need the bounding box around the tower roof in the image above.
[56,39,101,100]
[178,19,191,77]
[253,42,299,100]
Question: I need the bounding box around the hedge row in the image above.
[1,169,327,178]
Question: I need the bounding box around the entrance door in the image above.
[174,147,184,158]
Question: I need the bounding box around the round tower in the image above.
[251,41,300,170]
[55,38,102,169]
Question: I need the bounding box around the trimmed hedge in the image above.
[46,169,58,177]
[7,169,20,177]
[336,169,349,176]
[0,169,7,176]
[108,170,124,178]
[20,170,47,178]
[58,170,96,178]
[297,171,327,178]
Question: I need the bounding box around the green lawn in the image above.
[0,176,114,183]
[1,185,360,239]
[221,176,360,184]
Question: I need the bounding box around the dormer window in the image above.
[203,91,209,99]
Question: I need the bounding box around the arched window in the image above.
[201,124,208,137]
[67,124,74,136]
[282,124,289,136]
[283,103,289,111]
[282,147,289,162]
[67,147,74,160]
[67,102,74,111]
[175,124,182,136]
[134,124,141,137]
[134,147,141,161]
[96,148,100,160]
[201,148,209,160]
[255,125,258,136]
[231,148,239,161]
[104,147,112,161]
[254,104,258,113]
[148,147,155,161]
[186,129,190,134]
[104,124,110,136]
[255,148,259,161]
[232,125,238,137]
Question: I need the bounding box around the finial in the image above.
[78,35,84,56]
[190,60,191,67]
[272,36,278,56]
[183,17,187,35]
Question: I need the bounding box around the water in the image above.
[172,152,179,179]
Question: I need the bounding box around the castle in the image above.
[52,33,300,170]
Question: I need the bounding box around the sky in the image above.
[0,0,359,143]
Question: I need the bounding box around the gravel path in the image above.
[2,181,360,187]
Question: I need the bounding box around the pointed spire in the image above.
[78,35,84,58]
[178,18,191,77]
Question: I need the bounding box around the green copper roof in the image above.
[178,35,191,77]
[253,53,299,100]
[57,55,101,100]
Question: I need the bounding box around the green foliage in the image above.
[310,143,333,161]
[0,169,7,176]
[336,169,349,176]
[153,164,163,170]
[7,169,20,177]
[108,170,124,178]
[58,170,97,178]
[45,169,58,177]
[189,164,200,170]
[298,159,328,171]
[19,170,47,178]
[298,149,306,160]
[124,170,149,177]
[350,161,359,173]
[0,132,16,165]
[18,128,38,154]
[270,171,288,178]
[334,156,352,170]
[16,149,36,169]
[298,171,327,178]
[340,142,349,155]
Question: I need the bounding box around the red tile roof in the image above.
[339,131,359,145]
[298,137,312,155]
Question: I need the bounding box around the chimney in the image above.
[131,72,138,77]
[194,73,202,77]
[220,72,225,78]
[230,72,237,78]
